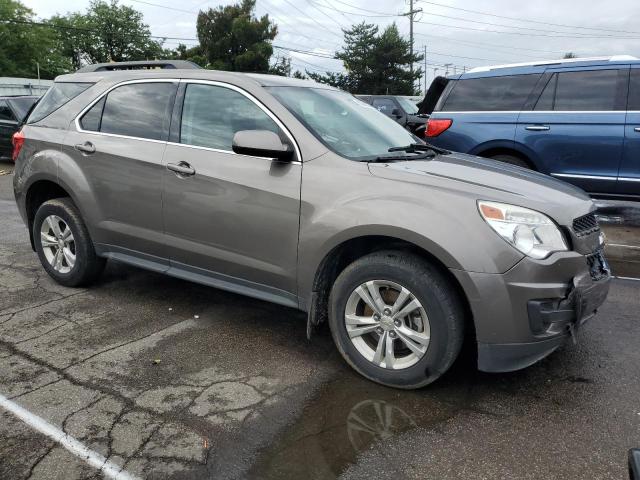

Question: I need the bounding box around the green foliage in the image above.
[0,0,71,79]
[312,22,423,95]
[165,44,207,68]
[196,0,277,72]
[52,0,164,69]
[563,52,577,59]
[269,56,291,76]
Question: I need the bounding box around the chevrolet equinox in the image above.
[12,64,611,389]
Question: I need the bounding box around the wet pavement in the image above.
[0,162,639,479]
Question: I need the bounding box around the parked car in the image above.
[0,95,38,160]
[357,94,429,135]
[424,55,640,200]
[13,61,610,389]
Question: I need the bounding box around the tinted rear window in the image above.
[7,97,37,121]
[628,69,640,110]
[0,100,15,122]
[99,82,176,141]
[28,83,92,123]
[535,69,622,111]
[441,74,541,111]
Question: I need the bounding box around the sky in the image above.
[21,0,640,90]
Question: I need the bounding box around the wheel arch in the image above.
[470,141,542,171]
[304,234,474,342]
[25,179,73,250]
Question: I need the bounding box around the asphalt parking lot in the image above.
[1,162,639,480]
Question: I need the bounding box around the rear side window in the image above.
[7,98,36,121]
[28,82,92,123]
[628,69,640,110]
[372,98,397,114]
[441,74,541,111]
[0,100,16,122]
[179,84,281,151]
[82,82,177,141]
[535,69,623,111]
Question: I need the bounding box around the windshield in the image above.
[396,96,419,114]
[266,87,417,160]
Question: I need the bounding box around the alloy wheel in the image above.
[40,215,76,274]
[344,280,430,370]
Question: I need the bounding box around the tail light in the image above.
[426,118,453,137]
[12,129,25,162]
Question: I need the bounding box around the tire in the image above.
[328,250,465,389]
[490,153,531,169]
[33,197,105,287]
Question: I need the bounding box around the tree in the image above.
[563,52,577,59]
[52,0,164,69]
[165,43,207,68]
[311,22,423,95]
[269,56,291,76]
[0,0,71,78]
[196,0,277,72]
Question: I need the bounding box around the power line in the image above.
[303,0,347,30]
[414,18,640,39]
[126,0,197,14]
[417,0,640,36]
[417,10,640,38]
[278,0,343,39]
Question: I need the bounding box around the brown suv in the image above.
[12,61,610,388]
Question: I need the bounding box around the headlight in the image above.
[477,201,568,259]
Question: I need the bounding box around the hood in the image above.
[368,152,595,227]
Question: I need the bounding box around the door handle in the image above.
[634,127,640,132]
[167,161,195,176]
[74,141,96,154]
[525,125,550,131]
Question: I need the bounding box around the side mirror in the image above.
[232,130,293,161]
[391,108,402,118]
[630,449,640,480]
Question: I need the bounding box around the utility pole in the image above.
[403,0,422,91]
[444,63,452,76]
[423,45,427,94]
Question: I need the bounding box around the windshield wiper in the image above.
[363,152,436,163]
[388,143,450,155]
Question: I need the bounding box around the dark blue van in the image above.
[425,56,640,199]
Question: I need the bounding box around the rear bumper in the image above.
[451,250,611,373]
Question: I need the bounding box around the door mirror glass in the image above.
[391,108,402,117]
[232,130,293,161]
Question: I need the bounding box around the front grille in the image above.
[572,213,600,237]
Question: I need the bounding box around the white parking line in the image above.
[0,393,139,480]
[608,243,640,250]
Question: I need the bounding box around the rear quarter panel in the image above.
[428,112,519,154]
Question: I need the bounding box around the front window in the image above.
[267,87,416,160]
[396,97,419,115]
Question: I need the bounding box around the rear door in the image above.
[620,66,640,195]
[65,80,178,261]
[0,99,18,159]
[161,81,302,303]
[516,66,628,194]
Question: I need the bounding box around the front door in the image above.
[162,82,302,303]
[620,66,640,196]
[64,80,178,260]
[516,67,628,194]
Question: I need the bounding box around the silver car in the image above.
[12,62,610,389]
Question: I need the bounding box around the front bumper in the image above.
[451,250,611,373]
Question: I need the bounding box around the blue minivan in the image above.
[425,56,640,199]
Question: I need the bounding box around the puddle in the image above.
[249,363,479,480]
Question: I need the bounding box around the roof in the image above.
[466,55,639,74]
[56,67,331,89]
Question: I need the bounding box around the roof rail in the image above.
[76,60,202,73]
[466,55,639,74]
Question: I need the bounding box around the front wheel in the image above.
[33,198,105,287]
[328,251,465,389]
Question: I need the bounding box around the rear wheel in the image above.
[33,198,105,287]
[489,153,531,169]
[328,251,465,389]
